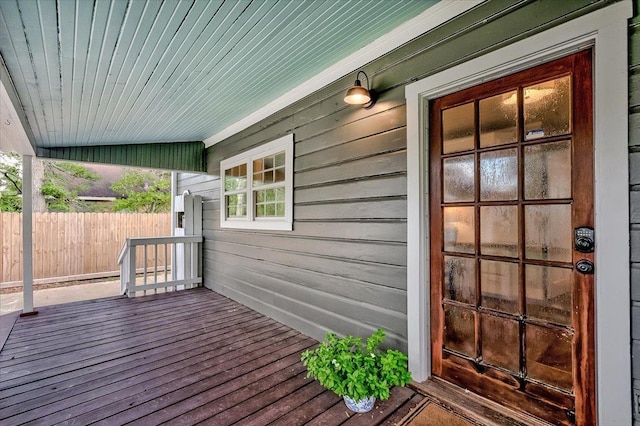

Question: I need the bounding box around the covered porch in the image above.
[1,1,635,424]
[0,288,422,425]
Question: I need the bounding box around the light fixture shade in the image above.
[344,82,371,105]
[344,71,377,108]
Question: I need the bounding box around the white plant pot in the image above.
[343,395,376,413]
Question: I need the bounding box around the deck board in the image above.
[0,299,242,365]
[0,313,268,401]
[0,288,422,425]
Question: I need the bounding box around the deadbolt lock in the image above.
[576,259,594,275]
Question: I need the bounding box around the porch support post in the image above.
[171,172,177,281]
[171,172,177,233]
[20,154,37,317]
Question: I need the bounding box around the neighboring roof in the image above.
[76,164,125,199]
[0,0,480,157]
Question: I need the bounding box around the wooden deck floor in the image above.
[0,288,422,425]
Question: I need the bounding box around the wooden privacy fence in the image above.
[1,212,171,284]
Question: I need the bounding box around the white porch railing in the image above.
[118,235,202,297]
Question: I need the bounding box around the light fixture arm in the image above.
[356,71,370,91]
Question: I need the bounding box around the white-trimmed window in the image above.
[220,134,293,231]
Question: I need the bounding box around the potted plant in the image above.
[301,328,412,413]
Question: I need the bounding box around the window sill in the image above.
[220,220,292,231]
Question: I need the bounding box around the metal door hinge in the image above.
[633,388,640,419]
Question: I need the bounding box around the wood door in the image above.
[429,50,594,425]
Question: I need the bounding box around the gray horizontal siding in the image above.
[296,149,406,186]
[295,199,407,221]
[295,128,406,171]
[209,231,406,266]
[190,89,411,348]
[206,235,406,290]
[177,172,217,199]
[179,0,616,354]
[205,257,406,332]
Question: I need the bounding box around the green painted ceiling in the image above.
[0,0,441,149]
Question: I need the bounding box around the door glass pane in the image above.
[444,256,476,304]
[444,305,475,357]
[480,205,518,257]
[443,102,474,154]
[480,90,517,147]
[524,76,571,140]
[481,260,519,314]
[524,140,571,200]
[481,314,519,373]
[526,265,572,326]
[480,148,517,201]
[526,324,573,390]
[443,154,475,202]
[525,204,572,262]
[444,207,475,254]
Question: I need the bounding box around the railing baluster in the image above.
[120,254,125,295]
[172,242,176,292]
[191,241,197,288]
[184,240,190,289]
[128,242,136,297]
[143,245,148,296]
[164,243,169,293]
[153,243,158,294]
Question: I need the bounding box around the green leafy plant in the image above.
[301,329,412,401]
[111,170,171,213]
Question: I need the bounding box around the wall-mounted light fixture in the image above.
[344,70,377,109]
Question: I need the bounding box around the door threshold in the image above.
[410,378,554,426]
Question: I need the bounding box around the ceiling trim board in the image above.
[36,141,206,172]
[0,55,35,155]
[203,0,483,147]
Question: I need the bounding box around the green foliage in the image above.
[42,161,99,212]
[0,193,22,212]
[0,151,22,212]
[1,154,102,212]
[111,170,171,213]
[301,329,412,401]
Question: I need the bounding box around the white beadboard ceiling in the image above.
[0,0,473,151]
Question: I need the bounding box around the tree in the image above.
[111,170,171,213]
[0,153,100,212]
[41,161,99,212]
[0,151,22,212]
